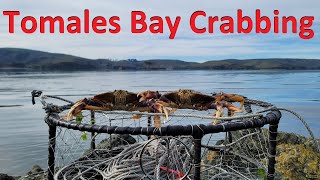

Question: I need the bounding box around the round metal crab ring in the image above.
[139,136,194,180]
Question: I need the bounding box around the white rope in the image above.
[100,111,263,120]
[55,137,193,180]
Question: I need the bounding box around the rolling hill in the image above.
[0,48,319,70]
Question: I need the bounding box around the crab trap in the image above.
[32,89,286,180]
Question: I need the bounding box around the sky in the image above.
[0,0,319,61]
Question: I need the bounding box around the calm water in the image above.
[0,70,319,175]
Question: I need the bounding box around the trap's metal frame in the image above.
[33,91,281,180]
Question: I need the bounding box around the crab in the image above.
[161,89,214,109]
[67,90,176,128]
[67,90,140,120]
[66,89,246,127]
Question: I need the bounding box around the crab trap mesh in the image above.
[31,90,318,180]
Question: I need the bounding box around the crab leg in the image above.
[66,98,113,120]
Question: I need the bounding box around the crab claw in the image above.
[209,101,224,125]
[208,101,224,117]
[213,92,245,109]
[150,100,176,122]
[224,102,243,116]
[224,94,245,109]
[66,99,89,120]
[137,90,161,102]
[66,98,113,121]
[145,99,176,128]
[210,100,244,122]
[163,108,169,121]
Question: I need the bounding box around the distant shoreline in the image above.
[1,68,320,72]
[0,105,23,108]
[1,48,320,71]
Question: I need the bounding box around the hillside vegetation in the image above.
[1,48,320,70]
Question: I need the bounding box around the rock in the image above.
[27,165,43,176]
[264,129,320,152]
[277,131,307,144]
[0,174,17,180]
[276,143,320,180]
[96,134,137,149]
[80,134,137,160]
[17,165,46,180]
[203,128,320,179]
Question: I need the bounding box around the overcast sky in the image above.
[0,0,319,61]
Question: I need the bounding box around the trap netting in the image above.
[42,97,280,180]
[53,129,271,180]
[31,90,318,179]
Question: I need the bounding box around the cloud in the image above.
[0,0,319,61]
